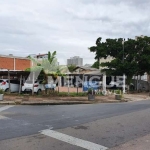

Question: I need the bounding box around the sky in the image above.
[0,0,150,65]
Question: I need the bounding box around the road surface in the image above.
[0,100,150,150]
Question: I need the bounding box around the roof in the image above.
[73,66,99,71]
[36,54,48,57]
[0,54,30,60]
[0,71,30,77]
[84,70,102,75]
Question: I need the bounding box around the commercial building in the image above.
[0,54,31,71]
[67,56,83,66]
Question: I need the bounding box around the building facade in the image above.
[67,56,83,66]
[0,54,31,71]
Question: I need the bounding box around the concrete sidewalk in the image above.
[123,93,150,102]
[110,133,150,150]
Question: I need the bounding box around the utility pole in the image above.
[123,39,124,64]
[8,69,11,94]
[32,72,35,95]
[122,38,126,94]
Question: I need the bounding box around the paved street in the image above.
[0,100,150,150]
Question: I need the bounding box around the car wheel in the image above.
[37,89,42,95]
[5,88,9,92]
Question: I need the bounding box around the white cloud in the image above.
[0,0,150,65]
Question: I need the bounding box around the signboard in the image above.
[83,81,99,92]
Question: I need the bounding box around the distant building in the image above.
[135,35,145,41]
[67,56,83,66]
[99,56,114,71]
[28,53,59,66]
[84,64,92,67]
[72,66,100,74]
[0,54,31,71]
[29,54,48,60]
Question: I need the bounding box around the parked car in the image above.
[0,79,20,92]
[22,80,44,94]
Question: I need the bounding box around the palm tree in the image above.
[48,51,56,64]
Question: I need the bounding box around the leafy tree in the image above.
[91,61,100,69]
[101,38,139,85]
[89,37,108,63]
[89,36,150,89]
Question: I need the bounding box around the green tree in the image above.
[101,38,139,85]
[89,36,150,89]
[89,37,108,63]
[91,61,99,69]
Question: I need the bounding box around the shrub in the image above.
[0,89,4,94]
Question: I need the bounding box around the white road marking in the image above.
[0,105,14,120]
[0,105,14,112]
[41,129,108,150]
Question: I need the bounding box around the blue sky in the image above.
[0,0,150,65]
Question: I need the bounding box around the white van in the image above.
[0,79,20,92]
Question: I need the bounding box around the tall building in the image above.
[67,56,83,66]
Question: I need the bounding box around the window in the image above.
[0,80,4,83]
[10,80,20,84]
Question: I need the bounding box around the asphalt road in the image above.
[0,100,150,149]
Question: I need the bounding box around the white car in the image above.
[22,80,44,94]
[0,79,20,92]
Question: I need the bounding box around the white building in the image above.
[28,53,59,66]
[29,54,48,60]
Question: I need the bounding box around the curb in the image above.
[21,101,93,105]
[0,99,126,105]
[0,101,94,105]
